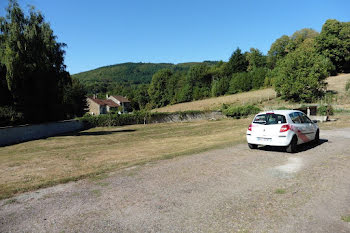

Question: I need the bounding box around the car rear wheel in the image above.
[286,136,297,153]
[248,143,258,149]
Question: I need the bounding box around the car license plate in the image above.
[257,137,271,142]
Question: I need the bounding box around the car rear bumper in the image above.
[246,134,292,146]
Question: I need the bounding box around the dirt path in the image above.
[1,128,350,233]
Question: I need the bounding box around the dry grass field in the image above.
[1,114,350,200]
[326,73,350,94]
[1,74,349,200]
[0,118,251,199]
[153,88,276,112]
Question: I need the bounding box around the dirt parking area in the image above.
[1,127,350,233]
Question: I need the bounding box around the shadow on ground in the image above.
[258,139,329,153]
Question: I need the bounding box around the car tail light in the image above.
[280,124,290,132]
[248,124,252,131]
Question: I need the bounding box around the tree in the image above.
[229,72,252,94]
[148,69,173,108]
[272,39,333,102]
[315,19,350,73]
[134,84,150,110]
[0,63,12,106]
[0,0,84,123]
[211,76,230,97]
[250,67,267,90]
[267,29,318,69]
[63,79,88,118]
[286,28,319,52]
[246,48,267,71]
[223,48,248,76]
[186,64,212,100]
[267,35,290,69]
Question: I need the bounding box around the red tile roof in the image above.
[104,99,120,107]
[88,98,120,107]
[111,95,130,103]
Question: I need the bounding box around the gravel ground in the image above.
[1,128,350,233]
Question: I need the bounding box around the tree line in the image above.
[102,20,349,110]
[0,0,87,126]
[143,20,349,109]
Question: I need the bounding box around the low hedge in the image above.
[221,104,261,119]
[79,110,209,128]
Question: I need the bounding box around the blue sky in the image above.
[1,0,349,74]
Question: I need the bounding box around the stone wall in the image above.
[87,98,100,115]
[0,120,84,147]
[150,111,224,124]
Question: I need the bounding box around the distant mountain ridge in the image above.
[72,61,218,86]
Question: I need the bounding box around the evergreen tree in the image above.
[223,48,248,76]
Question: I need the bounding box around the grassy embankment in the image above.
[0,74,349,200]
[153,74,350,112]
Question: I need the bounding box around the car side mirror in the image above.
[312,120,318,124]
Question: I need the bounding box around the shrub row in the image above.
[79,110,207,128]
[221,104,261,119]
[346,80,350,92]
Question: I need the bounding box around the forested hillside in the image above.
[73,61,217,94]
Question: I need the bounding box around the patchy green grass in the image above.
[341,215,350,222]
[96,182,110,187]
[3,198,18,205]
[275,189,286,194]
[91,189,102,197]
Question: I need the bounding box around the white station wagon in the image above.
[246,110,319,153]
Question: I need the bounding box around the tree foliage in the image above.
[0,0,86,124]
[148,69,173,108]
[223,48,248,75]
[315,19,350,73]
[246,48,267,71]
[272,39,333,102]
[287,28,319,52]
[267,35,290,69]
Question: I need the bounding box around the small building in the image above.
[107,95,131,113]
[296,105,317,117]
[87,95,131,115]
[87,97,120,115]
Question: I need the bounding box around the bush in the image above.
[0,106,24,127]
[222,104,261,119]
[79,110,207,128]
[318,105,334,116]
[346,80,350,92]
[80,111,154,127]
[276,106,291,110]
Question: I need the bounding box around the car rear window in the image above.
[253,114,287,125]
